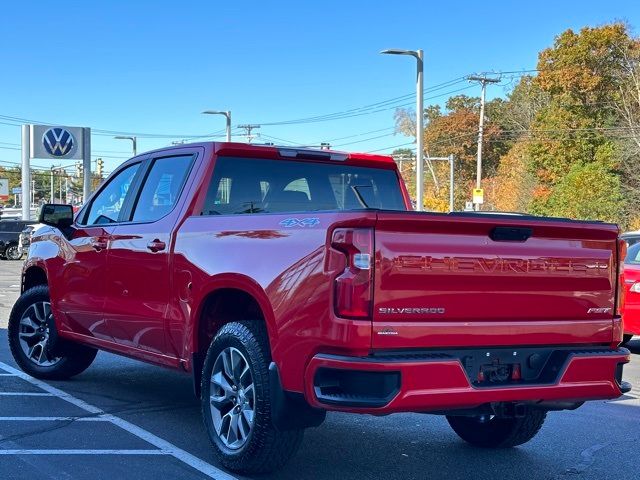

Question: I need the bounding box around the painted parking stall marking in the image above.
[0,449,166,455]
[0,416,110,421]
[0,392,54,396]
[0,361,238,480]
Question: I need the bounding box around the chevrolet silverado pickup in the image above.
[9,142,631,474]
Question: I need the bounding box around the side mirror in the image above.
[39,204,74,229]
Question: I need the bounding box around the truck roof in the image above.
[141,141,398,169]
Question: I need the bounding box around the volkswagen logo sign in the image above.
[42,127,76,157]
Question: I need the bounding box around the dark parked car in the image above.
[621,230,640,247]
[0,220,36,260]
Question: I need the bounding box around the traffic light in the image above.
[75,162,82,178]
[96,158,104,177]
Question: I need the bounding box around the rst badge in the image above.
[587,307,612,314]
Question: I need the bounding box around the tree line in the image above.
[395,23,640,228]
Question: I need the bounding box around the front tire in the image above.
[201,321,303,474]
[8,285,97,380]
[447,409,547,448]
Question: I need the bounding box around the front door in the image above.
[55,161,142,340]
[104,152,196,356]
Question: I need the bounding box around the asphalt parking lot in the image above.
[0,259,639,480]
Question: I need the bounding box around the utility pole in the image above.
[238,124,261,143]
[50,166,55,203]
[468,75,500,211]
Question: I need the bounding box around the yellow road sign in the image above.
[473,188,484,204]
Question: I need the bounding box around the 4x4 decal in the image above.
[279,217,320,228]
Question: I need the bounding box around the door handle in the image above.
[147,239,166,252]
[91,239,108,251]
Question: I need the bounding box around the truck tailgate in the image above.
[372,212,620,349]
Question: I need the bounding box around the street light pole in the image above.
[114,136,137,156]
[202,110,232,142]
[381,48,424,211]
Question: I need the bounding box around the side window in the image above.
[82,163,140,225]
[131,155,193,222]
[284,178,310,199]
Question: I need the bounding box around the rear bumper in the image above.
[303,347,631,414]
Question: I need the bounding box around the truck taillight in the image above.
[617,238,627,317]
[331,228,373,319]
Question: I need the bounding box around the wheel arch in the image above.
[189,275,277,397]
[22,264,48,293]
[191,275,277,356]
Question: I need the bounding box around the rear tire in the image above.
[201,321,303,474]
[446,409,547,448]
[622,334,634,345]
[8,285,97,380]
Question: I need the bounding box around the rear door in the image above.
[372,212,620,349]
[104,149,198,357]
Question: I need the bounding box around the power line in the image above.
[0,70,537,142]
[258,134,306,146]
[365,142,415,153]
[319,126,396,143]
[333,132,398,147]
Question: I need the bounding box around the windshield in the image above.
[625,242,640,265]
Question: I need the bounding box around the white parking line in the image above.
[0,417,110,422]
[0,449,166,455]
[0,392,54,396]
[0,361,238,480]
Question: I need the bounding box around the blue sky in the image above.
[0,0,639,174]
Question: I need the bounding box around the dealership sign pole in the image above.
[21,124,91,220]
[21,126,30,221]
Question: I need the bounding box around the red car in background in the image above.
[622,242,640,344]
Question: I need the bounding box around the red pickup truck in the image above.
[9,142,631,474]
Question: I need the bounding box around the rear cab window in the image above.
[201,157,406,215]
